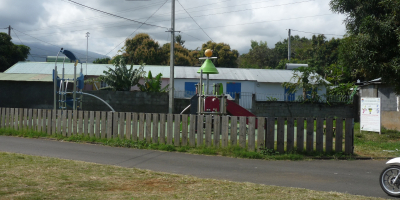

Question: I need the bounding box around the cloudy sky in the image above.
[0,0,346,61]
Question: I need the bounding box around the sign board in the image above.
[360,98,381,133]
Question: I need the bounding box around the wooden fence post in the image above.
[152,114,158,144]
[125,112,131,140]
[277,117,285,153]
[146,113,151,142]
[62,110,67,136]
[221,116,229,148]
[213,115,221,148]
[84,111,89,137]
[89,111,95,138]
[239,116,246,149]
[335,118,343,152]
[120,112,126,140]
[230,116,238,146]
[101,111,106,139]
[78,111,84,136]
[174,114,181,146]
[325,118,334,153]
[181,114,188,146]
[47,110,52,135]
[73,110,78,136]
[286,117,294,152]
[167,114,173,145]
[205,115,212,147]
[306,117,314,153]
[10,108,15,130]
[296,117,304,152]
[95,111,100,138]
[139,113,145,141]
[113,112,118,139]
[159,114,166,144]
[67,110,72,137]
[197,115,204,146]
[316,118,324,152]
[345,118,354,154]
[257,117,265,151]
[56,110,61,135]
[5,108,9,128]
[23,108,28,129]
[132,113,138,141]
[266,117,275,150]
[189,114,196,147]
[248,117,256,152]
[42,110,46,134]
[107,112,112,139]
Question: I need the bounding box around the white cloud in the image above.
[1,0,347,58]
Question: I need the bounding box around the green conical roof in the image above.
[197,59,219,74]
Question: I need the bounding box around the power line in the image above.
[291,29,345,37]
[105,0,169,56]
[12,28,36,61]
[180,14,335,31]
[22,0,169,33]
[18,0,312,38]
[66,0,169,30]
[177,0,213,42]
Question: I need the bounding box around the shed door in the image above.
[227,82,241,99]
[284,87,295,101]
[184,82,198,97]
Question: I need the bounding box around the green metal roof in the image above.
[0,73,75,82]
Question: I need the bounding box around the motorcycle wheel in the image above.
[380,165,400,197]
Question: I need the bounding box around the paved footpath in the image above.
[0,136,393,199]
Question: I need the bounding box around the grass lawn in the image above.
[353,122,400,158]
[0,152,383,200]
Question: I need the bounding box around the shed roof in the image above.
[6,61,326,84]
[0,73,75,82]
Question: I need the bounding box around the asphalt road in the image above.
[0,136,393,199]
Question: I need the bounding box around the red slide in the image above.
[226,100,259,128]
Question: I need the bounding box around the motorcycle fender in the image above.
[387,157,400,165]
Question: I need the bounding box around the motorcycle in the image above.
[380,157,400,197]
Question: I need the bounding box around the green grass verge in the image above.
[0,128,358,160]
[0,152,380,200]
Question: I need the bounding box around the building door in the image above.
[184,82,198,97]
[284,87,295,101]
[227,82,241,99]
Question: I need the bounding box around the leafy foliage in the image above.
[0,33,30,72]
[121,33,164,65]
[138,70,169,93]
[93,57,110,64]
[239,40,279,69]
[98,57,145,91]
[282,65,328,101]
[330,0,400,93]
[199,41,239,68]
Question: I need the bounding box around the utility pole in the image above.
[288,28,291,62]
[168,0,175,114]
[86,32,90,75]
[8,25,11,37]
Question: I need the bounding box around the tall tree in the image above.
[121,33,164,65]
[93,57,110,64]
[199,41,239,68]
[175,34,185,47]
[330,0,400,93]
[0,33,30,72]
[238,40,279,69]
[161,43,198,66]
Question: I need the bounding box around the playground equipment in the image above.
[53,48,84,111]
[182,49,258,127]
[53,48,115,112]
